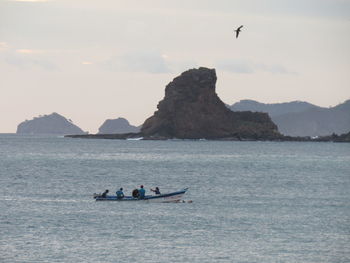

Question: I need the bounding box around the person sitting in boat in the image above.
[138,185,146,199]
[116,188,124,199]
[132,189,139,198]
[151,187,161,195]
[101,189,109,198]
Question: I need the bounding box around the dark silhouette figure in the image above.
[234,25,243,38]
[132,189,139,198]
[101,189,109,198]
[151,187,161,195]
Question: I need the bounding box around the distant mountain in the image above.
[229,99,350,137]
[98,118,140,134]
[16,113,86,135]
[229,99,320,117]
[273,100,350,136]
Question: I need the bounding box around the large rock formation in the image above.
[141,67,280,139]
[17,113,86,135]
[229,99,350,137]
[98,117,140,134]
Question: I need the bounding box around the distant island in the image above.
[98,117,140,134]
[17,113,86,135]
[229,99,350,137]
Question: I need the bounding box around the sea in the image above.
[0,134,349,263]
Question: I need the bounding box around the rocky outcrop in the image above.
[98,118,140,134]
[17,113,86,135]
[141,67,281,139]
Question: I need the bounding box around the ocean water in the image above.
[0,134,349,263]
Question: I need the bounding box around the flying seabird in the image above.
[234,25,243,38]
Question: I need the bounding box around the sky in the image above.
[1,0,349,133]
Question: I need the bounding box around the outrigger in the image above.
[93,188,188,203]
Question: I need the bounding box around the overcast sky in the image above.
[1,0,349,133]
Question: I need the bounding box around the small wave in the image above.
[126,137,143,140]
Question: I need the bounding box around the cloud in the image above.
[255,63,296,75]
[158,0,350,20]
[16,49,42,54]
[216,60,254,74]
[10,0,50,2]
[103,51,171,74]
[216,59,296,75]
[5,55,57,70]
[162,54,198,73]
[0,42,9,50]
[102,51,199,74]
[2,49,58,71]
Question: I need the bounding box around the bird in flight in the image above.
[234,25,243,38]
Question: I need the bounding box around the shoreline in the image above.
[64,132,350,143]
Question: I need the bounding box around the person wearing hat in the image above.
[116,187,124,199]
[138,185,146,199]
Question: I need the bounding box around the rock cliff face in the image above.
[141,67,280,139]
[98,118,140,134]
[16,113,86,135]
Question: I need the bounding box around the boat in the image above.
[93,188,188,203]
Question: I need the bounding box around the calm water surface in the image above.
[0,134,349,262]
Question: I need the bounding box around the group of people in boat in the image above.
[100,185,161,199]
